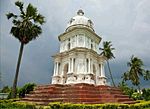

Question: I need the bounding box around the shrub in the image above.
[131,92,142,100]
[1,99,150,109]
[0,99,37,109]
[142,88,150,101]
[19,83,36,98]
[1,86,11,93]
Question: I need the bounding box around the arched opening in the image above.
[93,64,96,75]
[63,63,69,83]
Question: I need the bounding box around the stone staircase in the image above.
[21,83,136,105]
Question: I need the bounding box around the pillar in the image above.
[54,62,56,76]
[56,62,59,75]
[68,59,70,73]
[101,63,105,77]
[91,59,93,73]
[71,58,74,72]
[88,58,91,73]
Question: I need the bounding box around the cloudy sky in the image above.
[0,0,150,88]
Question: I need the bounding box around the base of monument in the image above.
[21,83,137,105]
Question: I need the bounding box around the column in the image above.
[54,62,56,76]
[56,62,59,75]
[85,58,87,73]
[88,58,91,73]
[71,58,74,72]
[68,59,70,73]
[84,35,86,47]
[101,63,105,77]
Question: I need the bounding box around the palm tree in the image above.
[100,41,116,87]
[122,55,147,91]
[6,1,45,98]
[143,70,150,80]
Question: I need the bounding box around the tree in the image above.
[6,1,45,98]
[122,55,150,91]
[100,41,116,87]
[143,70,150,80]
[1,86,11,93]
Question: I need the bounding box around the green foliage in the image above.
[46,102,150,109]
[6,1,45,44]
[18,83,36,98]
[7,87,20,99]
[122,55,150,89]
[118,81,135,98]
[131,92,142,100]
[0,86,11,93]
[0,99,37,109]
[99,41,116,87]
[142,88,150,101]
[118,81,150,101]
[0,100,150,109]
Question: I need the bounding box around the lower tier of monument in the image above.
[21,83,137,105]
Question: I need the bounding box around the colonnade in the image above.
[60,35,99,53]
[53,58,105,77]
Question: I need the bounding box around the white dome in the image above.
[66,10,94,32]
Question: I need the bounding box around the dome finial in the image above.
[77,9,84,16]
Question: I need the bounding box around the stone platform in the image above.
[21,83,136,105]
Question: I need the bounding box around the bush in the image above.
[0,99,150,109]
[118,81,135,98]
[0,99,37,109]
[47,102,150,109]
[131,92,142,100]
[19,83,36,98]
[142,88,150,101]
[1,86,11,93]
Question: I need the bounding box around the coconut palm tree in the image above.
[6,1,45,98]
[143,70,150,80]
[122,55,147,91]
[100,41,116,87]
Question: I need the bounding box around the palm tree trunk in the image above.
[107,60,116,87]
[12,42,24,98]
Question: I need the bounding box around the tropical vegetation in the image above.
[122,55,150,91]
[0,100,150,109]
[100,41,116,87]
[6,1,45,98]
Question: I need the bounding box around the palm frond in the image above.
[34,14,45,24]
[12,19,21,26]
[15,1,23,9]
[26,3,37,18]
[6,13,17,19]
[15,1,25,15]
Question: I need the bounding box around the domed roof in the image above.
[66,10,94,32]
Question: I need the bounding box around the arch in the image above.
[63,63,69,83]
[63,63,68,77]
[93,64,96,75]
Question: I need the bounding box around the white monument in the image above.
[51,10,107,85]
